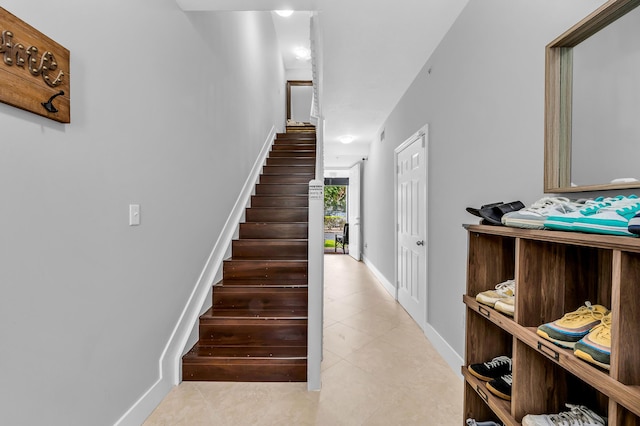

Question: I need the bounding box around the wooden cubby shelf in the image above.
[462,368,519,426]
[462,224,640,425]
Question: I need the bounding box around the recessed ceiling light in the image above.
[275,10,294,17]
[294,46,311,61]
[339,135,355,144]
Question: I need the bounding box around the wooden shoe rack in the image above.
[462,224,640,425]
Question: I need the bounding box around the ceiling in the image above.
[176,0,469,169]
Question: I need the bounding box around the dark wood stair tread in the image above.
[239,222,308,239]
[183,345,307,360]
[182,346,307,381]
[232,239,308,259]
[200,307,307,321]
[250,195,308,207]
[244,207,308,223]
[207,309,308,319]
[216,279,308,287]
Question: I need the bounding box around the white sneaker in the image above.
[476,279,515,307]
[466,419,502,426]
[522,404,606,426]
[502,197,580,229]
[572,195,640,236]
[544,196,619,231]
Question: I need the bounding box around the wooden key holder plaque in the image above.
[0,7,70,123]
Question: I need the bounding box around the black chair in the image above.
[335,223,349,253]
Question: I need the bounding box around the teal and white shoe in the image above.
[573,195,640,237]
[501,197,579,230]
[544,196,621,232]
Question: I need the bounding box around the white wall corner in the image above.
[361,255,463,380]
[362,254,396,297]
[113,379,173,426]
[423,323,464,381]
[115,126,277,425]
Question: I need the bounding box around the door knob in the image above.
[416,240,424,246]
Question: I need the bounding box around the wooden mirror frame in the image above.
[544,0,640,193]
[286,80,313,121]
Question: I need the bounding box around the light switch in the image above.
[129,204,140,226]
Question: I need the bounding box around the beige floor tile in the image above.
[323,321,377,358]
[321,347,343,372]
[339,309,403,337]
[324,299,364,322]
[143,254,463,425]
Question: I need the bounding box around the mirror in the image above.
[544,0,640,193]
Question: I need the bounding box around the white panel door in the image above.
[396,130,427,328]
[348,162,361,261]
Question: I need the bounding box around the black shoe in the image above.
[629,212,640,235]
[466,202,503,217]
[486,374,512,401]
[478,201,525,226]
[468,355,511,381]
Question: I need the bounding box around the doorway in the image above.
[323,178,348,254]
[395,125,428,330]
[286,80,313,124]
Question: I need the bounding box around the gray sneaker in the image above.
[522,404,606,426]
[502,197,580,229]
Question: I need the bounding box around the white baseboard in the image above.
[361,255,463,380]
[113,379,172,426]
[423,323,464,380]
[362,255,396,298]
[114,126,277,426]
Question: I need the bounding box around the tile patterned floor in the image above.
[143,255,462,425]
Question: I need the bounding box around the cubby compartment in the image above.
[609,403,640,425]
[463,225,640,425]
[463,376,512,426]
[465,309,513,366]
[613,251,640,388]
[512,340,608,422]
[463,308,514,424]
[467,231,515,298]
[516,239,612,328]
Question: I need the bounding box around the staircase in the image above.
[182,126,316,382]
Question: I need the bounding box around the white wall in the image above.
[286,69,312,81]
[0,1,285,425]
[362,0,606,362]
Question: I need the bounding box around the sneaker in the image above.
[629,211,640,235]
[544,196,619,232]
[573,195,640,236]
[502,197,580,229]
[574,312,612,370]
[537,302,609,349]
[486,373,512,400]
[522,403,606,426]
[468,355,512,381]
[466,419,502,426]
[476,279,515,308]
[494,297,514,316]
